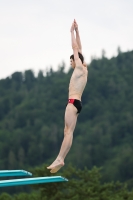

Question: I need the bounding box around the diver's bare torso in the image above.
[69,64,88,100]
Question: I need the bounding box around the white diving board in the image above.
[0,170,32,177]
[0,176,68,187]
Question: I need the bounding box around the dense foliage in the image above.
[0,50,133,197]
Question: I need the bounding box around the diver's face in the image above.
[70,58,75,69]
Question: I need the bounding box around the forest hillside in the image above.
[0,50,133,188]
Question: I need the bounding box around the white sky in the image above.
[0,0,133,79]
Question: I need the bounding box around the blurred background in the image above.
[0,0,133,199]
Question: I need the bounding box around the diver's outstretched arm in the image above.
[74,19,82,54]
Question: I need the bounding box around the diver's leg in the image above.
[47,104,78,173]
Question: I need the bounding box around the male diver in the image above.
[47,19,88,173]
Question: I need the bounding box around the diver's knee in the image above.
[64,127,68,136]
[64,127,72,136]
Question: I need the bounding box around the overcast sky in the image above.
[0,0,133,79]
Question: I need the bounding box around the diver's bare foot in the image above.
[47,159,64,173]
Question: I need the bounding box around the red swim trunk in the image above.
[67,99,82,114]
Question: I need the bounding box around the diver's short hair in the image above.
[70,52,84,64]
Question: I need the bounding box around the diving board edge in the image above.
[0,170,32,177]
[0,176,68,187]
